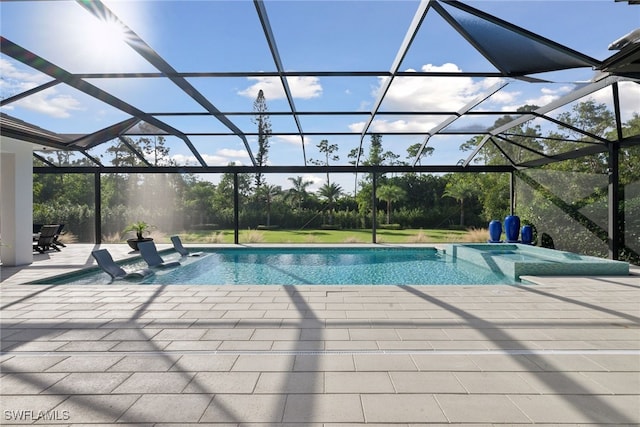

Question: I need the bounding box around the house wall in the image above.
[1,137,33,266]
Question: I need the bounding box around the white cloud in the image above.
[172,148,249,166]
[358,100,371,111]
[0,58,48,88]
[1,58,83,119]
[304,173,324,183]
[350,62,618,141]
[352,63,522,133]
[592,81,640,122]
[275,135,309,146]
[376,63,507,112]
[14,90,84,119]
[287,173,326,193]
[217,148,249,158]
[516,85,573,110]
[349,118,442,133]
[348,121,366,133]
[490,90,520,105]
[238,76,322,100]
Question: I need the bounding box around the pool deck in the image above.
[1,244,639,425]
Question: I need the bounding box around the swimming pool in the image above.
[449,243,630,279]
[37,246,520,286]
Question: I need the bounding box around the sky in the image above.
[1,0,639,193]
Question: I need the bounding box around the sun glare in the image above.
[84,16,129,55]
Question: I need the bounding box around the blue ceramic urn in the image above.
[488,220,502,243]
[504,215,520,242]
[521,225,533,245]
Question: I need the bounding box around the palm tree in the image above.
[443,176,477,227]
[377,184,406,224]
[287,176,313,210]
[258,184,281,226]
[318,182,343,225]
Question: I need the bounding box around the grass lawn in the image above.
[167,228,487,244]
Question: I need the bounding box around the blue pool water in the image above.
[448,243,629,279]
[40,247,520,286]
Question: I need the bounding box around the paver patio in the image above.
[1,244,639,425]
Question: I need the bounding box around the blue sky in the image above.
[1,0,639,192]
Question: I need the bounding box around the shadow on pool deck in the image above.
[1,244,639,424]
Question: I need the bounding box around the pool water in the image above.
[40,247,520,286]
[448,243,629,279]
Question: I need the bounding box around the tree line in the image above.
[33,94,640,263]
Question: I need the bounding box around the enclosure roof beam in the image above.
[462,135,491,167]
[519,145,613,168]
[254,0,307,165]
[493,134,553,161]
[33,163,516,175]
[69,117,141,150]
[118,136,153,167]
[488,137,517,167]
[0,79,61,107]
[532,113,610,144]
[487,75,622,137]
[438,0,599,74]
[0,36,208,166]
[356,0,433,167]
[76,0,255,166]
[412,80,508,166]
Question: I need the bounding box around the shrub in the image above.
[406,229,430,243]
[445,228,489,242]
[304,234,320,243]
[206,231,225,243]
[242,229,264,243]
[58,232,78,245]
[463,228,490,242]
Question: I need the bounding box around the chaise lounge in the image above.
[91,249,154,280]
[138,240,181,268]
[171,235,203,257]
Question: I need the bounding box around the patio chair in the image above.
[170,235,203,257]
[52,223,67,248]
[91,249,154,280]
[33,224,61,254]
[138,240,181,268]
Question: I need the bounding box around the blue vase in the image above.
[488,220,502,243]
[521,225,533,245]
[504,215,520,242]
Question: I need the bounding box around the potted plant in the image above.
[123,221,154,251]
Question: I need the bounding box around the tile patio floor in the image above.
[1,244,639,425]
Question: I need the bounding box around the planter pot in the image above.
[521,225,533,245]
[126,237,153,251]
[504,215,520,243]
[488,220,502,243]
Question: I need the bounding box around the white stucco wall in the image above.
[1,137,33,266]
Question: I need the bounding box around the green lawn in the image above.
[170,228,486,244]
